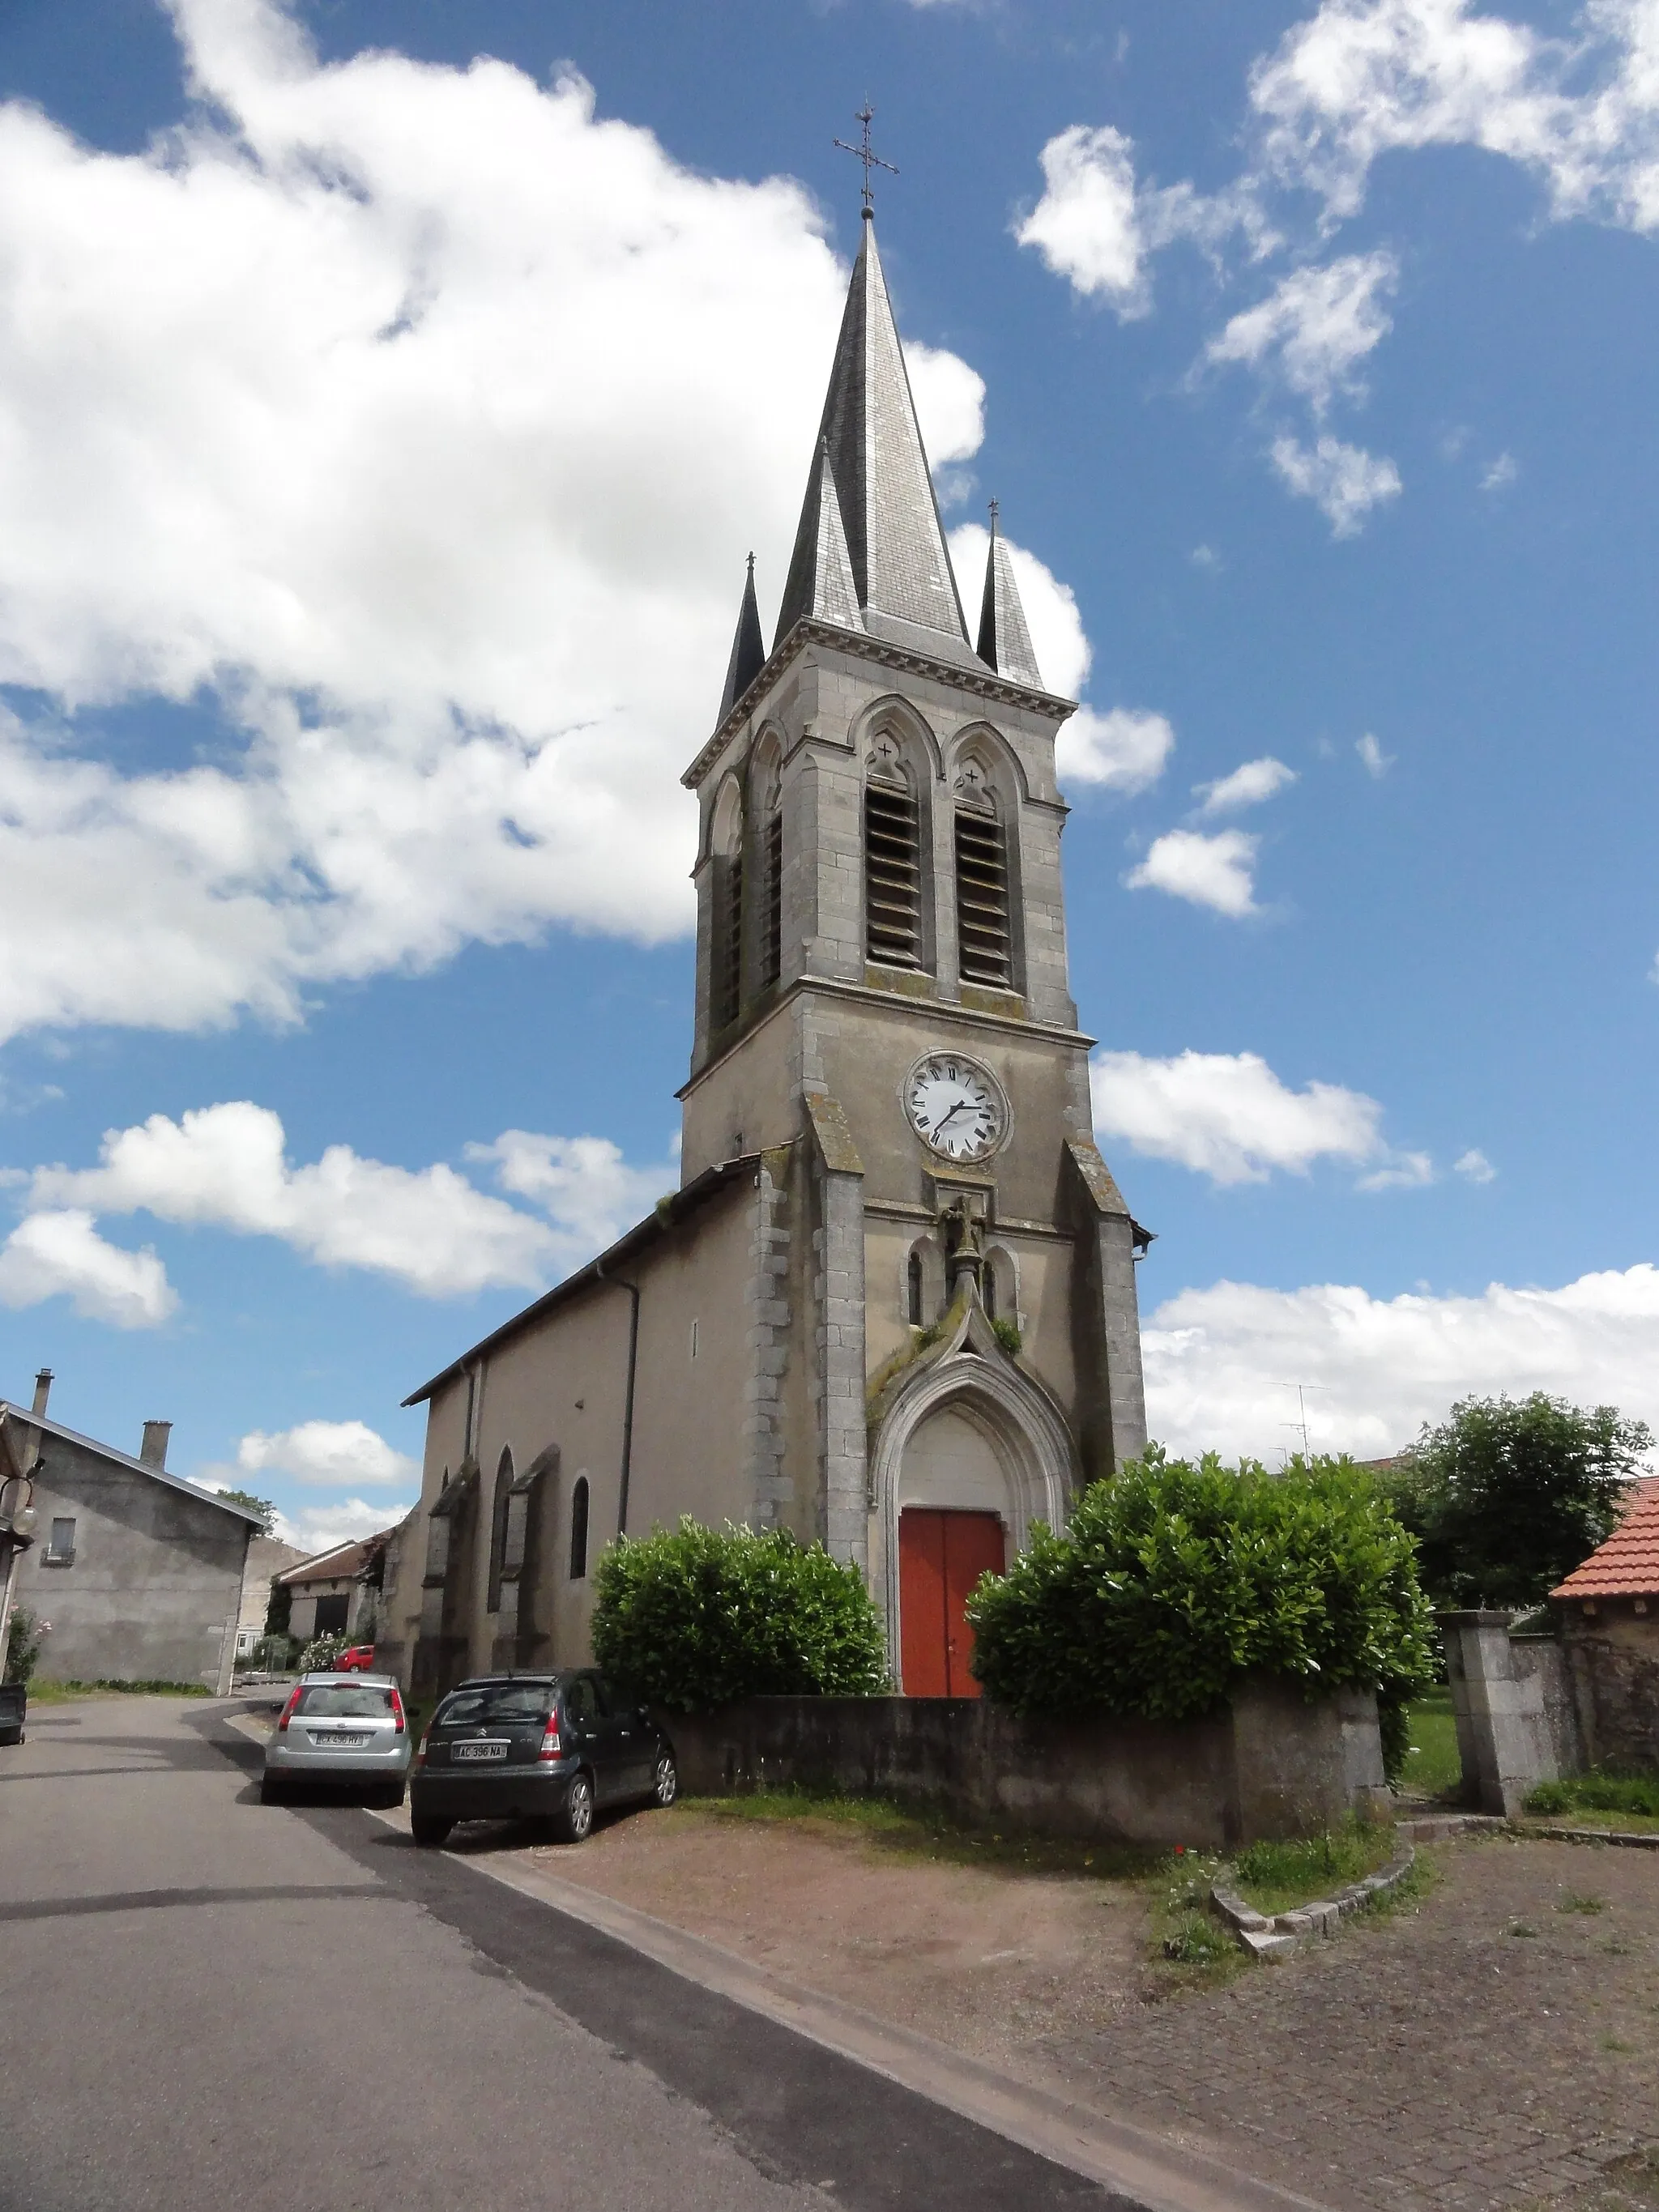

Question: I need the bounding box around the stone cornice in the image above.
[681,618,1077,791]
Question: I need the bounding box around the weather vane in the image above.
[834,104,898,216]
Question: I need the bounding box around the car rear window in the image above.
[436,1684,556,1727]
[296,1686,394,1719]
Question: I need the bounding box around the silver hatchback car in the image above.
[262,1673,412,1808]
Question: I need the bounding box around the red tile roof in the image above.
[1551,1478,1659,1599]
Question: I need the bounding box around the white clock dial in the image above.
[905,1054,1007,1162]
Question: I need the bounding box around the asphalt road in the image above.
[0,1695,1132,2212]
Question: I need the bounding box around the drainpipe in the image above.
[596,1263,641,1537]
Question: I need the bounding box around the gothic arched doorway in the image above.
[895,1404,1009,1696]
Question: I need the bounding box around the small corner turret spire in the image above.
[834,103,898,218]
[717,552,767,722]
[975,497,1045,688]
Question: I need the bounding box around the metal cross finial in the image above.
[987,496,1000,534]
[834,104,898,216]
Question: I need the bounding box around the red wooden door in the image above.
[898,1509,1005,1697]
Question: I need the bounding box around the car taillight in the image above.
[277,1686,303,1732]
[537,1720,562,1762]
[414,1726,431,1767]
[390,1687,406,1735]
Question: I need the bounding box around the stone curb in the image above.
[1512,1822,1659,1851]
[1210,1844,1417,1960]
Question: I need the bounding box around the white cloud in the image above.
[1356,1149,1435,1191]
[1194,756,1298,814]
[18,1101,676,1304]
[0,1,1009,1046]
[237,1418,419,1490]
[1357,730,1395,776]
[1060,709,1178,794]
[0,1208,177,1328]
[1270,433,1402,534]
[1125,828,1261,916]
[1455,1147,1497,1183]
[467,1132,672,1271]
[1016,125,1150,314]
[1143,1263,1659,1462]
[271,1496,411,1555]
[1249,0,1659,235]
[1091,1048,1386,1183]
[948,524,1172,795]
[1205,252,1397,414]
[1481,450,1519,490]
[28,1102,555,1298]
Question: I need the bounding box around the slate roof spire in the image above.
[774,217,975,665]
[975,499,1044,688]
[717,553,768,722]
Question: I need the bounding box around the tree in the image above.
[592,1518,889,1711]
[966,1448,1435,1780]
[216,1487,277,1534]
[1386,1393,1651,1612]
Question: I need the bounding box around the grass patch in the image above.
[1397,1689,1462,1800]
[27,1677,211,1701]
[695,1785,1158,1881]
[1230,1818,1400,1917]
[1558,1891,1608,1915]
[1525,1767,1659,1832]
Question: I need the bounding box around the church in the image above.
[377,207,1151,1703]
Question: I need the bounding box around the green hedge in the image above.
[592,1518,889,1712]
[965,1449,1435,1779]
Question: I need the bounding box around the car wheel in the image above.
[370,1784,405,1811]
[651,1752,678,1808]
[411,1815,453,1848]
[259,1773,285,1806]
[549,1771,595,1844]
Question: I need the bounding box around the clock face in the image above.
[905,1054,1007,1162]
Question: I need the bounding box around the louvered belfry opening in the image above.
[759,808,783,991]
[864,775,923,969]
[954,805,1013,987]
[713,851,744,1030]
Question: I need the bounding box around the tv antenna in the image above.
[1279,1382,1327,1463]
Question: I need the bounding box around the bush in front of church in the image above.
[592,1516,889,1712]
[964,1447,1434,1779]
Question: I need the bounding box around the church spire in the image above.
[975,501,1044,688]
[717,553,767,721]
[774,218,974,663]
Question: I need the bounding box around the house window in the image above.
[313,1593,349,1636]
[569,1476,591,1582]
[865,775,922,969]
[759,806,783,990]
[43,1515,75,1566]
[954,806,1013,987]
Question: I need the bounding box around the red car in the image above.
[333,1644,377,1673]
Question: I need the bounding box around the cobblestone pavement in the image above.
[1035,1836,1659,2212]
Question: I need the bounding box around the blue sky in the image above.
[2,0,1657,1545]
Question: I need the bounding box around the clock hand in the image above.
[931,1101,968,1139]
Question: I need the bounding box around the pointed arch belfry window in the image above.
[864,735,922,970]
[953,757,1013,988]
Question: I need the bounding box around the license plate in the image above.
[452,1740,508,1762]
[312,1731,371,1749]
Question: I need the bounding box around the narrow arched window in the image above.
[486,1447,514,1613]
[982,1264,997,1323]
[710,779,744,1031]
[865,756,921,969]
[759,803,783,989]
[906,1249,924,1328]
[954,798,1012,987]
[569,1476,591,1582]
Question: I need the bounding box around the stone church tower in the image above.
[383,211,1149,1700]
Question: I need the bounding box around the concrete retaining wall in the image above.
[663,1674,1388,1848]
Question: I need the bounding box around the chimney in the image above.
[32,1369,52,1417]
[140,1420,172,1471]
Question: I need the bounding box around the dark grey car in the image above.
[408,1671,676,1848]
